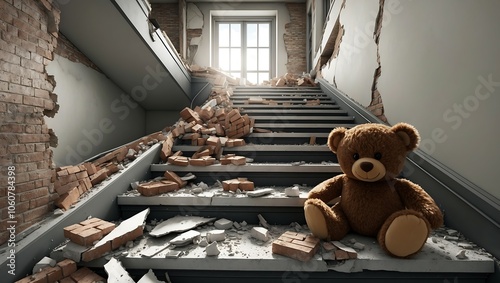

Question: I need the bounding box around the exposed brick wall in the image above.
[55,33,100,71]
[0,0,60,245]
[284,3,307,75]
[151,3,180,54]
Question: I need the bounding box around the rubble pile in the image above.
[262,73,316,87]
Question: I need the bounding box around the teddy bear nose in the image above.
[360,162,374,172]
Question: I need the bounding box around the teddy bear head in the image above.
[328,123,420,182]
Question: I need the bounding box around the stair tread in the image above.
[172,144,330,152]
[151,162,341,172]
[250,115,354,121]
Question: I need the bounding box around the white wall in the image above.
[46,55,147,166]
[189,2,290,77]
[318,0,500,200]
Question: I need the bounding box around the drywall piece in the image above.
[170,230,201,246]
[205,241,220,256]
[32,256,57,273]
[214,218,233,230]
[105,257,135,283]
[285,186,300,197]
[247,188,275,197]
[93,208,149,249]
[150,215,215,237]
[250,227,270,242]
[138,269,165,283]
[187,3,203,29]
[206,230,225,242]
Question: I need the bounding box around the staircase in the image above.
[109,85,494,282]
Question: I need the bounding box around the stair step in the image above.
[253,123,354,133]
[245,132,329,144]
[171,145,335,163]
[232,100,336,105]
[231,95,328,100]
[250,115,355,123]
[242,109,348,116]
[236,104,340,109]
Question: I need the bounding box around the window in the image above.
[213,17,275,84]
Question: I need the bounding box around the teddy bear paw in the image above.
[304,203,329,239]
[383,213,429,257]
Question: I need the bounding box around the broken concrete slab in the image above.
[170,230,201,246]
[205,241,220,256]
[137,269,166,283]
[105,257,135,283]
[150,215,216,237]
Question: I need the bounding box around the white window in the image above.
[213,18,275,84]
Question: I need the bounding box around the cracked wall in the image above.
[316,0,500,201]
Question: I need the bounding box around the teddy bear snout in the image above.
[360,162,374,172]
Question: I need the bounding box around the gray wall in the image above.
[46,55,147,166]
[146,111,180,134]
[189,2,290,77]
[317,0,500,200]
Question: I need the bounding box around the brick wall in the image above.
[151,3,180,54]
[0,0,60,245]
[284,3,307,75]
[55,33,100,71]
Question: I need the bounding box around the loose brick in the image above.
[272,231,320,262]
[56,259,77,277]
[164,171,187,188]
[55,187,80,210]
[168,155,189,166]
[89,169,107,185]
[70,267,104,282]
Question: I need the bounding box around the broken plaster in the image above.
[187,3,204,29]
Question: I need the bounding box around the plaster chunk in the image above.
[104,257,134,283]
[247,188,275,197]
[137,269,165,283]
[285,186,300,197]
[205,241,220,256]
[206,229,226,242]
[214,218,233,230]
[250,227,270,242]
[170,230,201,246]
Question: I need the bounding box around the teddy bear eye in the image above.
[374,152,382,160]
[353,153,360,160]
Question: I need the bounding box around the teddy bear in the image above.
[304,122,444,258]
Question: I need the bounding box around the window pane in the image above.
[247,24,258,47]
[230,48,241,71]
[219,48,230,70]
[258,48,269,70]
[259,23,270,47]
[259,72,269,83]
[247,72,258,85]
[219,24,229,47]
[247,48,257,70]
[231,24,241,47]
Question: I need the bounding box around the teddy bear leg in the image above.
[304,198,350,240]
[378,209,431,258]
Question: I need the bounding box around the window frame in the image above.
[212,16,276,84]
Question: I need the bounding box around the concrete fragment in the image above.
[62,241,89,262]
[353,242,365,250]
[322,252,336,260]
[32,256,56,274]
[285,186,300,197]
[258,214,270,229]
[205,241,220,256]
[214,218,233,230]
[170,230,201,246]
[165,250,183,259]
[233,222,241,229]
[150,215,215,237]
[250,227,270,242]
[104,257,135,283]
[247,188,274,197]
[138,269,166,283]
[456,249,468,259]
[458,242,474,249]
[206,229,226,242]
[198,238,208,247]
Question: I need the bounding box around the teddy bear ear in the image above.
[328,127,346,153]
[391,123,420,151]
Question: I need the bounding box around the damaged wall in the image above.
[151,3,180,54]
[46,36,146,166]
[0,0,60,245]
[315,0,500,200]
[284,3,307,74]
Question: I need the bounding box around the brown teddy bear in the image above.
[304,123,444,258]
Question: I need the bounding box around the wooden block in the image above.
[272,231,320,262]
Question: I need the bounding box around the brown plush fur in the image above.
[304,123,444,258]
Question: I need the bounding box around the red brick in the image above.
[111,225,143,250]
[164,171,186,188]
[55,187,80,210]
[272,231,320,262]
[81,241,111,262]
[56,259,78,277]
[89,169,107,185]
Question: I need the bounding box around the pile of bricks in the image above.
[222,178,255,192]
[15,259,104,283]
[272,231,320,262]
[53,131,167,211]
[220,154,246,165]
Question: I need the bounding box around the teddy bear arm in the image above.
[307,175,344,203]
[395,179,444,229]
